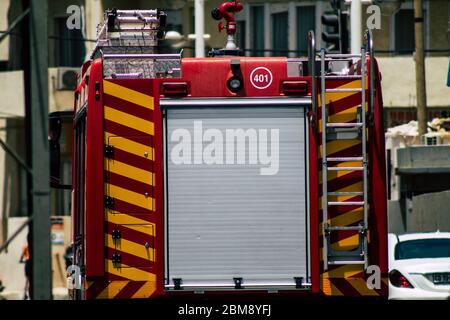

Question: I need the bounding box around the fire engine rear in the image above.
[53,3,388,299]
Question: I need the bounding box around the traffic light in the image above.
[321,11,349,53]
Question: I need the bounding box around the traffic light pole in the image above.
[337,9,343,53]
[350,0,362,54]
[23,0,52,299]
[195,0,205,57]
[321,0,349,54]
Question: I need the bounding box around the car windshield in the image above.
[395,238,450,260]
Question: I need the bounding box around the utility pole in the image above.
[23,0,52,299]
[350,0,362,54]
[195,0,205,57]
[414,0,427,137]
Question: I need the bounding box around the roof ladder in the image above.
[320,46,370,271]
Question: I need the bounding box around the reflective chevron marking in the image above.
[105,259,157,282]
[100,79,157,299]
[105,106,154,136]
[318,76,377,296]
[103,80,154,110]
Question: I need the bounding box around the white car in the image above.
[388,232,450,300]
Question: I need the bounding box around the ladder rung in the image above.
[327,167,364,171]
[324,75,363,80]
[325,88,362,93]
[326,123,363,128]
[326,157,363,162]
[328,260,365,265]
[328,191,364,196]
[326,225,365,231]
[325,54,363,58]
[328,201,365,206]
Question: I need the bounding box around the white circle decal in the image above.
[250,67,273,90]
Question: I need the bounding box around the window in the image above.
[395,239,450,260]
[272,12,288,56]
[394,8,427,55]
[236,20,246,53]
[394,9,415,54]
[251,6,265,56]
[165,9,183,34]
[297,6,316,56]
[54,17,85,67]
[189,7,195,34]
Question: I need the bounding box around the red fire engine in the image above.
[52,3,388,299]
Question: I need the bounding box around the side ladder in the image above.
[320,48,370,271]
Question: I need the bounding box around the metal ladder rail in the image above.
[320,47,370,270]
[361,47,369,269]
[320,48,328,270]
[365,29,375,124]
[364,29,374,269]
[308,31,317,126]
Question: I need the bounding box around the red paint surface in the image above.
[179,57,301,97]
[85,59,105,277]
[76,55,386,298]
[152,80,165,297]
[368,57,388,290]
[308,97,320,293]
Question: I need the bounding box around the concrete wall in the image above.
[48,68,78,113]
[389,191,450,235]
[378,57,450,108]
[409,190,450,232]
[0,71,25,117]
[397,145,450,172]
[0,216,71,300]
[0,217,28,299]
[388,200,406,234]
[0,0,10,62]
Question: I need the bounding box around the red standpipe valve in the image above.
[211,1,243,35]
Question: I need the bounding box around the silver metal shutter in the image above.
[165,105,308,289]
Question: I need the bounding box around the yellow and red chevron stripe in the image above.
[318,78,386,296]
[86,79,157,299]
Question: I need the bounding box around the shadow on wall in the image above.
[389,190,450,234]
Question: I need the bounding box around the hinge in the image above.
[294,277,304,289]
[104,145,114,158]
[233,277,243,289]
[104,196,115,209]
[173,278,182,290]
[111,229,121,240]
[112,253,121,265]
